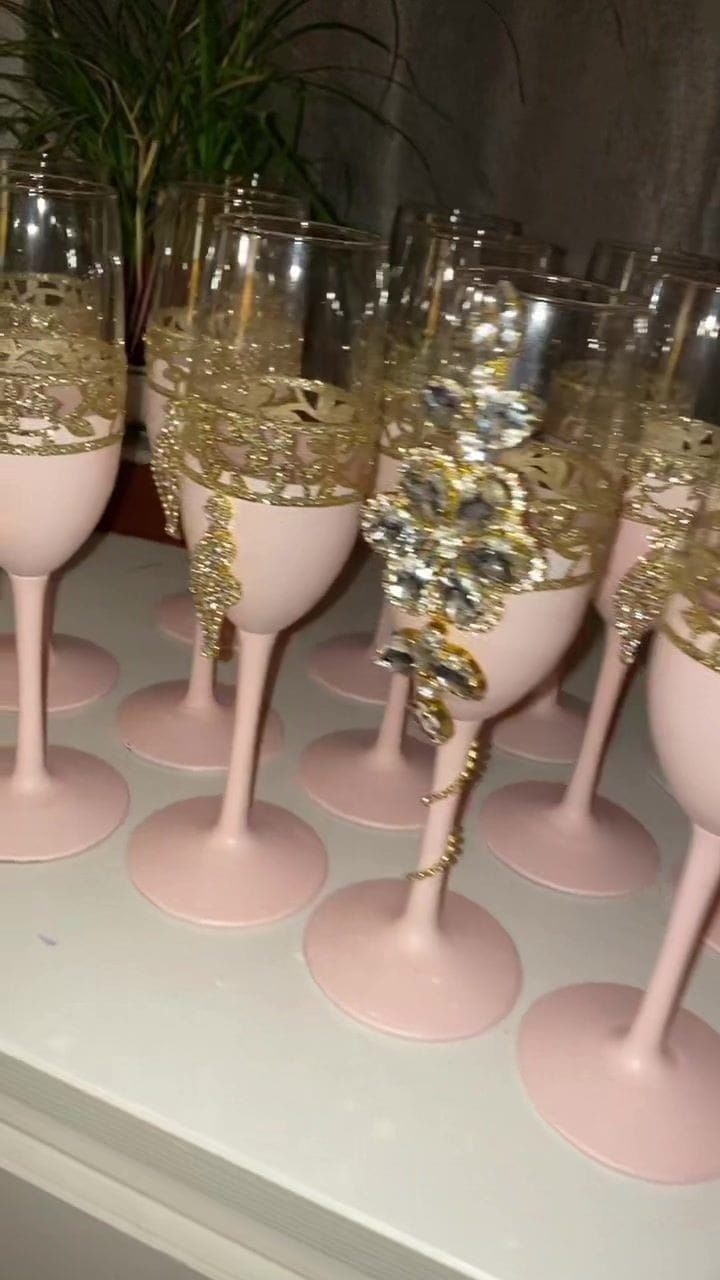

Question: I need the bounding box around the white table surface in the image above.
[0,533,717,1280]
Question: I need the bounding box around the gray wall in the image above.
[297,0,720,266]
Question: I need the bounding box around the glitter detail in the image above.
[182,365,378,506]
[613,517,692,664]
[622,415,718,526]
[661,498,720,673]
[151,399,184,538]
[188,491,242,657]
[364,448,547,635]
[0,274,124,455]
[380,280,527,460]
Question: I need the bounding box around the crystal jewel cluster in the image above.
[363,281,546,742]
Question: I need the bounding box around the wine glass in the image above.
[117,183,304,772]
[481,273,720,896]
[494,241,719,763]
[519,493,720,1182]
[588,239,719,292]
[0,163,122,712]
[128,215,386,924]
[304,275,642,1039]
[149,181,307,644]
[300,263,595,833]
[0,175,129,859]
[308,218,566,708]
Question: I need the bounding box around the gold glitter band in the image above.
[188,490,243,657]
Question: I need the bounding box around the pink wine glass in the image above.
[308,220,564,704]
[481,273,720,895]
[519,512,720,1184]
[128,215,386,924]
[0,177,128,859]
[118,184,302,770]
[305,449,610,1041]
[302,251,567,831]
[0,164,122,712]
[305,273,633,1039]
[492,242,719,765]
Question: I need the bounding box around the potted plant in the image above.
[0,0,436,414]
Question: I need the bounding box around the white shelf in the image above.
[0,533,717,1280]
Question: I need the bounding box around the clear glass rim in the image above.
[0,173,116,199]
[455,268,647,311]
[215,212,386,252]
[593,238,716,265]
[174,178,298,204]
[429,223,562,255]
[402,202,519,229]
[648,269,720,291]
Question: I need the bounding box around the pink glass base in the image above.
[493,692,587,764]
[117,680,284,772]
[128,795,327,926]
[297,729,433,830]
[479,780,658,896]
[154,593,196,645]
[519,983,720,1183]
[304,878,522,1040]
[308,633,390,705]
[0,746,129,861]
[0,633,118,713]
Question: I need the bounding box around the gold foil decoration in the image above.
[613,516,691,664]
[662,504,720,673]
[188,491,242,658]
[182,370,377,507]
[151,399,184,538]
[0,273,124,456]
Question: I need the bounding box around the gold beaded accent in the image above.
[422,739,480,805]
[407,831,463,880]
[406,739,480,881]
[188,491,242,657]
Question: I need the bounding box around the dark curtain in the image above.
[294,0,720,269]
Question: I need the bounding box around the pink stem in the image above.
[181,622,216,713]
[620,826,720,1068]
[11,575,49,793]
[212,631,275,844]
[367,602,392,659]
[558,627,628,822]
[398,719,480,943]
[368,673,410,767]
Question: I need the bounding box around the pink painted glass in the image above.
[481,273,720,896]
[494,241,719,763]
[520,497,720,1183]
[0,160,122,711]
[0,176,129,859]
[128,215,386,925]
[304,274,640,1040]
[308,216,564,706]
[303,242,565,832]
[118,183,304,770]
